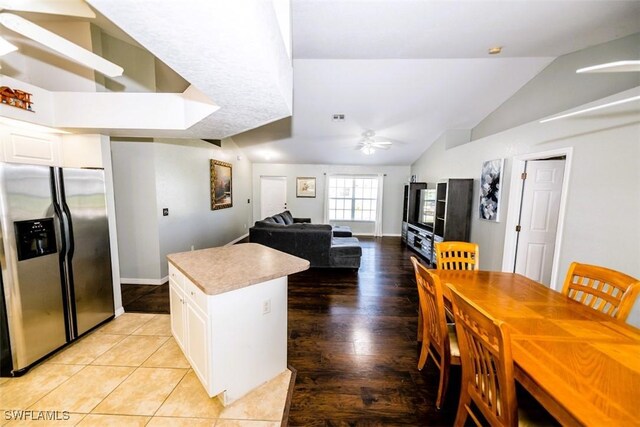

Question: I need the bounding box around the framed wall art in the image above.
[479,158,504,222]
[210,159,232,210]
[296,177,316,198]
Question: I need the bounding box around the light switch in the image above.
[162,208,169,216]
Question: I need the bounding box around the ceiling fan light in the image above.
[361,145,376,155]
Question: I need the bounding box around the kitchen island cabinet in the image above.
[167,243,309,405]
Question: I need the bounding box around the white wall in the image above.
[100,136,123,315]
[111,138,252,282]
[252,163,410,235]
[472,33,640,140]
[154,138,252,278]
[411,90,640,326]
[111,141,162,281]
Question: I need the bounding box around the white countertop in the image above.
[167,243,310,295]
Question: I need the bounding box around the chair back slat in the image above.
[411,257,459,409]
[435,241,479,271]
[449,284,518,427]
[412,257,449,358]
[562,262,640,321]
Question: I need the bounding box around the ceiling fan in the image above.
[357,130,392,155]
[0,0,123,77]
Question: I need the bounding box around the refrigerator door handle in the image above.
[50,199,66,257]
[52,167,76,339]
[60,200,75,260]
[54,169,74,260]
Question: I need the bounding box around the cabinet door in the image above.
[169,280,185,350]
[186,303,208,388]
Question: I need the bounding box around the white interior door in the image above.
[260,176,287,218]
[515,159,565,285]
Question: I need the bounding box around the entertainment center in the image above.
[401,179,474,265]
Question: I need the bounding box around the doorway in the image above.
[502,148,573,289]
[260,176,287,219]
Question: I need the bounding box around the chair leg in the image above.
[453,391,471,427]
[435,361,450,410]
[417,339,430,370]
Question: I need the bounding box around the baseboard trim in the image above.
[114,307,125,317]
[225,232,249,246]
[120,276,168,285]
[281,365,297,427]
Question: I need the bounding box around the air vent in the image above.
[332,114,345,122]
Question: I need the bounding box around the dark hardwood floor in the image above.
[121,237,459,425]
[286,237,458,426]
[121,282,169,313]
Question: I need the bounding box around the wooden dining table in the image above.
[434,270,640,427]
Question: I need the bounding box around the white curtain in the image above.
[374,173,384,237]
[323,173,331,224]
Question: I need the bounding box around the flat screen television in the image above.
[417,188,436,229]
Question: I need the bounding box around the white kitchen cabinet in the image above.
[169,278,185,349]
[0,125,104,168]
[0,126,62,165]
[167,245,309,406]
[168,262,287,405]
[185,301,208,383]
[169,264,209,388]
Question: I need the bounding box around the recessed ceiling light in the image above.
[488,46,502,55]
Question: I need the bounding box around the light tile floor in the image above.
[0,313,290,426]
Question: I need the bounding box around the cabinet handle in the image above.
[190,291,195,296]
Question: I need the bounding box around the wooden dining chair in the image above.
[562,262,640,322]
[410,256,460,409]
[435,241,479,270]
[448,284,559,427]
[447,283,517,426]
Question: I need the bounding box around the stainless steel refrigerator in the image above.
[0,162,114,376]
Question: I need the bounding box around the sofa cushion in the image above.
[331,237,362,252]
[281,210,294,225]
[329,237,362,268]
[255,219,284,228]
[272,214,285,224]
[262,217,276,224]
[332,225,353,238]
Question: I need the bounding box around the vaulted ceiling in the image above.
[231,0,640,165]
[2,1,639,166]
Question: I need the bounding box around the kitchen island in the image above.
[167,243,309,405]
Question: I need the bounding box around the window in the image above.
[328,176,378,221]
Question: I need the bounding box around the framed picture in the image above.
[210,159,232,210]
[296,177,316,198]
[479,158,504,222]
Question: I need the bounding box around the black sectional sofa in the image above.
[249,211,362,269]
